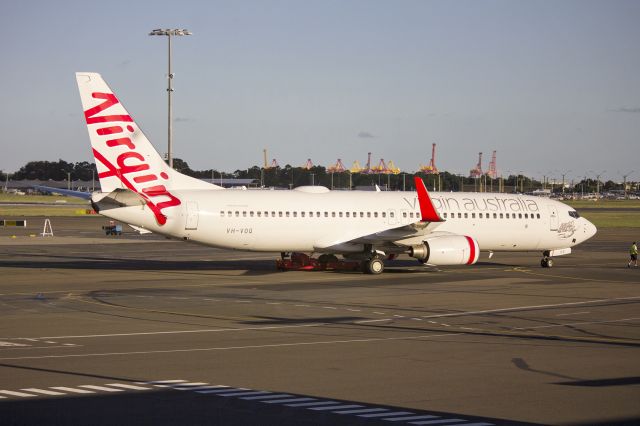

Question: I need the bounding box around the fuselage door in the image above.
[548,205,558,231]
[185,201,199,230]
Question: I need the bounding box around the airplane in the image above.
[68,72,597,274]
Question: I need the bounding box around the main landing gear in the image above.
[540,250,554,268]
[361,255,385,275]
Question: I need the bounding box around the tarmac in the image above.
[0,216,638,425]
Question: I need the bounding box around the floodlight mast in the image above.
[149,28,192,169]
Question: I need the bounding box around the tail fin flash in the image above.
[76,72,221,224]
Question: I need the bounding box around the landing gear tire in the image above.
[541,258,553,268]
[363,257,384,275]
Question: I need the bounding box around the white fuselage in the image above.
[95,187,597,255]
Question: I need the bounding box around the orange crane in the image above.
[302,159,314,170]
[327,159,346,173]
[469,152,483,178]
[486,150,497,179]
[420,143,439,174]
[362,152,374,174]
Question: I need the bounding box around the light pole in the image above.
[149,28,192,169]
[621,170,634,199]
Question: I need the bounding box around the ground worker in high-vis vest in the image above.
[629,242,638,268]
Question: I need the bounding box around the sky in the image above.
[1,0,639,182]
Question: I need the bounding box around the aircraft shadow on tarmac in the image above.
[0,252,519,275]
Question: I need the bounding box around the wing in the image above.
[314,177,445,251]
[34,185,92,200]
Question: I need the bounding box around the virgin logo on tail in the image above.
[85,92,181,225]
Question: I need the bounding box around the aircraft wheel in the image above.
[364,258,384,275]
[546,258,554,268]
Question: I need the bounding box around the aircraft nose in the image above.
[583,218,597,241]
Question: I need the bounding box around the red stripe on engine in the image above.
[465,236,476,265]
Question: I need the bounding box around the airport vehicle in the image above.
[70,72,597,273]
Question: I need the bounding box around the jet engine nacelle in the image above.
[409,235,479,265]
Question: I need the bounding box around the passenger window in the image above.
[382,212,386,218]
[464,213,468,218]
[228,211,232,216]
[242,211,247,217]
[472,213,475,218]
[286,212,290,217]
[235,211,239,217]
[360,212,364,218]
[505,213,509,219]
[278,211,283,217]
[317,212,321,217]
[519,213,522,219]
[493,213,497,219]
[403,212,407,218]
[220,211,225,217]
[250,211,254,217]
[524,213,528,219]
[339,212,343,218]
[390,212,394,218]
[324,212,328,217]
[537,213,540,219]
[458,213,462,218]
[499,213,503,219]
[353,212,357,217]
[478,213,482,218]
[367,212,371,218]
[257,211,261,217]
[374,212,378,218]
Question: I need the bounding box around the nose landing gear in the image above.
[541,250,554,268]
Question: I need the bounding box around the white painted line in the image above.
[428,321,438,324]
[197,387,248,394]
[22,388,65,396]
[266,302,281,305]
[171,382,209,388]
[411,318,423,321]
[295,304,310,307]
[79,385,124,392]
[0,396,6,399]
[0,333,459,361]
[33,323,323,340]
[359,411,414,418]
[335,407,389,415]
[140,380,187,384]
[263,397,317,404]
[188,385,230,392]
[241,393,292,400]
[420,297,640,320]
[217,391,271,398]
[393,315,404,318]
[410,419,464,425]
[235,300,251,303]
[105,383,152,391]
[373,312,386,315]
[347,309,361,312]
[310,404,362,411]
[0,390,37,397]
[384,414,439,422]
[555,311,590,317]
[44,341,56,344]
[50,387,95,394]
[513,317,640,331]
[441,324,451,327]
[355,319,391,324]
[323,306,337,310]
[286,400,339,407]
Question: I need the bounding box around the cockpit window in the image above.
[568,210,580,219]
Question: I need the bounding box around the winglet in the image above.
[414,177,444,222]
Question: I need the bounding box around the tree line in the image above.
[1,159,627,194]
